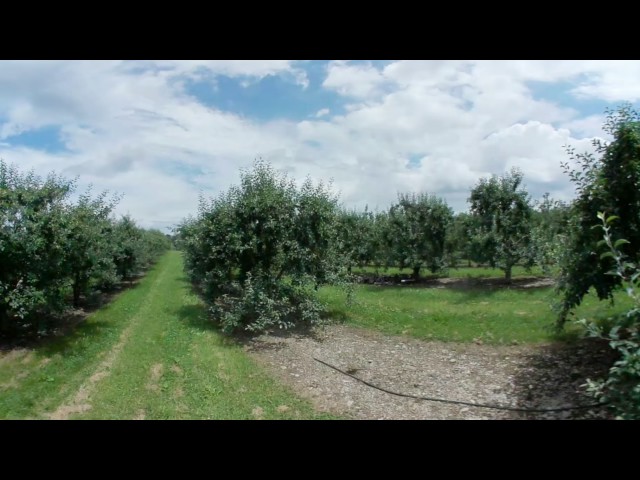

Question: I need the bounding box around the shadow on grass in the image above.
[0,316,123,366]
[38,320,117,358]
[358,276,553,293]
[357,284,506,305]
[0,280,142,354]
[175,303,219,332]
[321,307,350,324]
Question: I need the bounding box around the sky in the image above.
[1,60,640,232]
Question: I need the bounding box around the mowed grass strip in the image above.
[0,256,168,419]
[0,252,334,420]
[319,283,634,344]
[80,252,333,420]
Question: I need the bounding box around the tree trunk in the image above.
[73,272,82,308]
[504,266,512,284]
[412,265,420,280]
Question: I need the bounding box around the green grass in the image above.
[352,264,549,279]
[319,283,634,344]
[2,252,628,419]
[444,265,548,278]
[0,252,334,420]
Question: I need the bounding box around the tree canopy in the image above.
[0,160,172,338]
[468,168,533,282]
[178,159,350,333]
[557,104,640,327]
[384,193,453,278]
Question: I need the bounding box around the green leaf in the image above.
[600,251,615,260]
[614,239,631,248]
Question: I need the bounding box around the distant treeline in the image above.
[335,171,568,282]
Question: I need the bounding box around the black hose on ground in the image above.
[313,357,607,414]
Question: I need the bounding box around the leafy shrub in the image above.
[179,159,351,333]
[557,105,640,328]
[384,193,453,278]
[580,212,640,419]
[0,159,171,338]
[1,161,72,334]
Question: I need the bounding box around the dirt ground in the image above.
[244,324,615,420]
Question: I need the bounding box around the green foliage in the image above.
[369,210,391,270]
[579,212,640,419]
[0,161,73,333]
[384,193,453,278]
[179,159,351,333]
[468,168,533,282]
[336,207,376,271]
[111,215,141,280]
[210,274,326,333]
[445,212,485,267]
[111,216,171,282]
[528,193,570,274]
[0,160,171,338]
[63,189,120,306]
[557,105,640,327]
[140,229,173,267]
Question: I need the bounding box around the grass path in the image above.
[0,252,334,420]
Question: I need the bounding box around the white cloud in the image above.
[322,61,389,99]
[560,114,606,139]
[1,60,638,230]
[471,60,640,102]
[151,60,300,78]
[569,61,640,102]
[284,60,635,211]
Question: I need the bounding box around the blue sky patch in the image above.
[526,79,636,117]
[407,154,423,168]
[4,125,68,153]
[183,60,349,122]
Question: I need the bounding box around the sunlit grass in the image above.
[319,282,632,344]
[0,252,334,420]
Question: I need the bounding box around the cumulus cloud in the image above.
[568,61,640,102]
[322,61,389,99]
[0,60,638,230]
[560,114,606,139]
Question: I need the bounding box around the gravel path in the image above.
[244,324,615,420]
